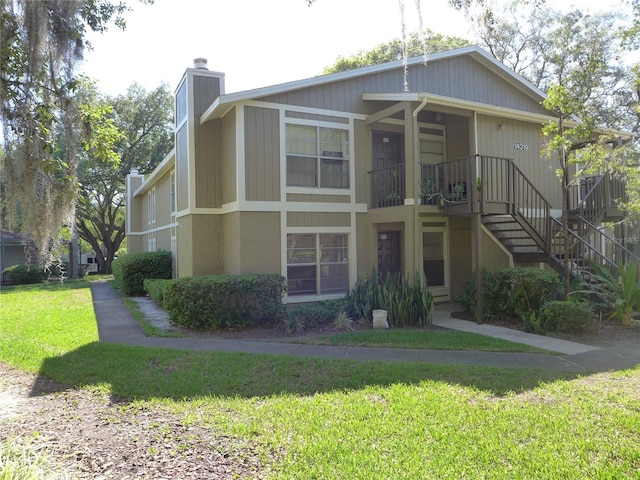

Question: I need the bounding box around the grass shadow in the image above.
[33,341,581,402]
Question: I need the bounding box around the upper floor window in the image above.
[147,186,156,229]
[286,124,349,189]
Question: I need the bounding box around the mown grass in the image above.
[294,328,554,353]
[1,279,639,479]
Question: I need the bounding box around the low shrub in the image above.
[112,251,172,295]
[536,300,595,333]
[49,262,86,279]
[143,278,173,306]
[163,273,286,330]
[2,264,47,284]
[457,267,560,328]
[288,299,347,330]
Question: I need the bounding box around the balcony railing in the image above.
[369,163,405,208]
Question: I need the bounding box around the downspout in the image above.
[413,94,428,285]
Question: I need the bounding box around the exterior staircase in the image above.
[432,155,638,299]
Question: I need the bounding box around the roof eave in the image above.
[133,149,176,197]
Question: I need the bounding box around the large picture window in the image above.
[286,124,349,188]
[287,233,349,295]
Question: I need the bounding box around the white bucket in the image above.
[372,309,389,329]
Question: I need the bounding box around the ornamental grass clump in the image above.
[346,270,433,328]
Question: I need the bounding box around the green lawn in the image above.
[1,279,639,479]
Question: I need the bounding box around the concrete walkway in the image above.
[90,280,640,373]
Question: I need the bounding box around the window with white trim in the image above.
[286,124,349,188]
[287,233,349,295]
[147,186,156,229]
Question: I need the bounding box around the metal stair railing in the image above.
[570,173,628,228]
[510,162,551,251]
[550,216,620,289]
[569,215,640,266]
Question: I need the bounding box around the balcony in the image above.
[369,163,405,208]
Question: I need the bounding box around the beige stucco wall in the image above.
[176,214,223,277]
[155,170,172,228]
[223,211,280,274]
[480,229,511,273]
[449,216,472,299]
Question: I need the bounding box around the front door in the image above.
[377,231,401,280]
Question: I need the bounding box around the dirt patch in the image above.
[0,364,270,479]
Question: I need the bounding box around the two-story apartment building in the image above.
[126,46,630,304]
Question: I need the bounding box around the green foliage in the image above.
[288,299,348,331]
[112,251,172,295]
[323,31,470,74]
[0,0,133,268]
[163,274,287,330]
[143,278,172,306]
[574,260,640,325]
[2,264,47,284]
[344,270,379,321]
[500,267,561,322]
[458,267,561,327]
[76,82,174,275]
[345,270,433,327]
[535,300,595,334]
[378,272,434,328]
[333,311,354,331]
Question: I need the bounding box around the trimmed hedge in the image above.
[536,300,595,333]
[143,278,173,306]
[2,264,47,284]
[112,251,172,295]
[163,273,286,330]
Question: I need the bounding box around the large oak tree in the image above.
[0,0,143,267]
[76,83,173,274]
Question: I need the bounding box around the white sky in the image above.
[80,0,625,97]
[80,0,473,95]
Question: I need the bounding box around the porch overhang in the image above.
[362,92,558,124]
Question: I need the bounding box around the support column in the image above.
[474,213,484,324]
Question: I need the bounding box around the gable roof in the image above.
[201,45,548,124]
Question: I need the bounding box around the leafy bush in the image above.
[500,267,560,321]
[536,300,595,333]
[49,262,86,279]
[288,299,348,330]
[345,270,433,328]
[457,267,560,327]
[112,251,172,295]
[2,264,47,284]
[163,274,286,330]
[143,278,173,306]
